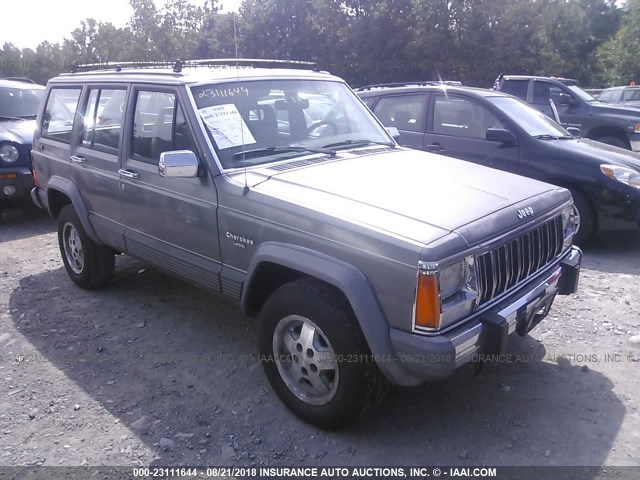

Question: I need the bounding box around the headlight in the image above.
[561,203,578,248]
[0,144,19,163]
[415,256,477,330]
[439,257,475,301]
[600,164,640,189]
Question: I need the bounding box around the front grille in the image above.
[476,216,563,305]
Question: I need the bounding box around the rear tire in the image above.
[258,278,389,430]
[58,204,115,289]
[568,189,594,246]
[594,135,630,150]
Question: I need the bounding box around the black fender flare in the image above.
[242,241,421,385]
[47,176,100,244]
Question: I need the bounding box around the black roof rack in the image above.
[68,58,320,74]
[356,80,462,91]
[1,76,36,84]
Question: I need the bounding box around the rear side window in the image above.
[132,90,196,164]
[41,88,82,143]
[82,88,126,151]
[372,94,427,132]
[500,80,528,100]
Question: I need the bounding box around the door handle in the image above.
[118,168,140,179]
[70,155,86,163]
[425,143,443,152]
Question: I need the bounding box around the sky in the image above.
[2,0,242,50]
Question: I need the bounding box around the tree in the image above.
[596,0,640,85]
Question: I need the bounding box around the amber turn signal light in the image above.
[415,273,441,329]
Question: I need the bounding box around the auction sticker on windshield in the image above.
[199,104,256,149]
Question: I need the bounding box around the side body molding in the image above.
[241,242,421,385]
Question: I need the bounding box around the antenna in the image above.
[233,13,249,192]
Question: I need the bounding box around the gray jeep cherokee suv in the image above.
[31,60,582,429]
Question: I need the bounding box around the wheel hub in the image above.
[63,222,85,274]
[272,315,339,406]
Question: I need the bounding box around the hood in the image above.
[589,101,640,119]
[0,119,37,145]
[235,148,568,247]
[546,137,640,171]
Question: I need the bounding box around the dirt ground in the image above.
[0,207,639,470]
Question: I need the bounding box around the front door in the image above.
[118,87,222,291]
[424,93,519,172]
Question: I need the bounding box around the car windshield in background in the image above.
[0,87,44,119]
[568,85,595,102]
[191,79,392,169]
[488,96,571,138]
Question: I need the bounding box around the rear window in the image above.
[0,87,43,119]
[41,88,82,143]
[500,80,528,100]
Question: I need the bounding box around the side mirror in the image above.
[557,93,576,107]
[158,150,199,178]
[566,127,581,137]
[486,128,517,146]
[386,126,400,139]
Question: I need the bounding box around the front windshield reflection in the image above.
[191,79,392,169]
[488,96,571,137]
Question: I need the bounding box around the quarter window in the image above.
[372,94,426,132]
[82,88,126,151]
[432,95,505,139]
[41,88,82,143]
[132,91,196,163]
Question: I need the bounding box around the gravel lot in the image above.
[0,207,639,469]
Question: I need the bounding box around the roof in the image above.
[601,85,640,91]
[499,74,580,86]
[356,84,512,99]
[49,59,339,86]
[0,78,45,89]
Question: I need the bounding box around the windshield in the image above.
[191,79,393,169]
[0,87,44,118]
[487,96,570,137]
[568,85,595,102]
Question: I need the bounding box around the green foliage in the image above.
[0,0,630,87]
[596,0,640,85]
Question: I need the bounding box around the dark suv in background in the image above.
[0,78,45,219]
[358,83,640,244]
[493,74,640,151]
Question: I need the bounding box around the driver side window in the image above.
[132,90,196,164]
[431,95,505,140]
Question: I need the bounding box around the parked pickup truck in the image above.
[494,74,640,151]
[31,59,582,429]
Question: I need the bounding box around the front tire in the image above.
[569,189,594,246]
[58,204,115,289]
[258,278,389,430]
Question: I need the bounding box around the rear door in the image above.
[118,86,222,291]
[70,85,128,251]
[424,93,518,171]
[371,94,428,149]
[34,86,83,190]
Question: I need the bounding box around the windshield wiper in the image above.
[321,139,396,149]
[533,134,573,140]
[0,115,27,121]
[232,145,337,160]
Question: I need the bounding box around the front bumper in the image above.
[389,246,582,382]
[595,184,640,232]
[0,166,34,207]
